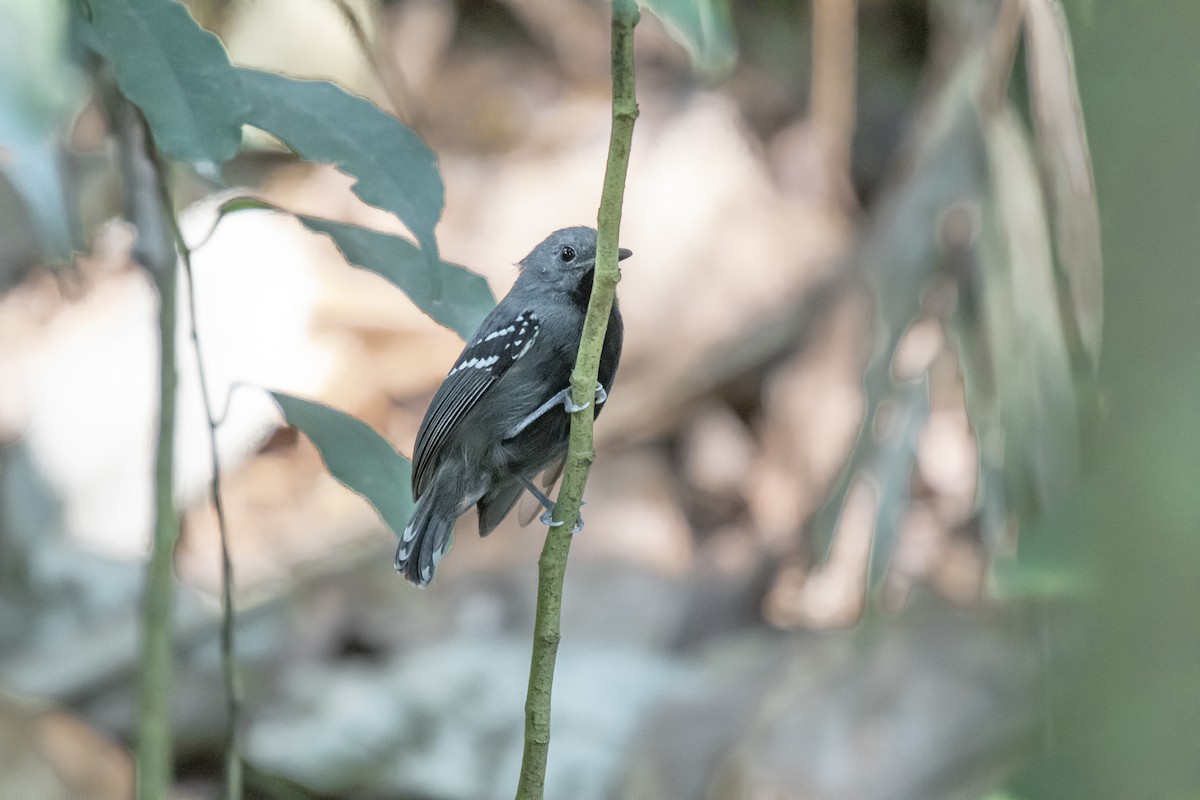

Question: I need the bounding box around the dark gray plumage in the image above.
[396,226,629,585]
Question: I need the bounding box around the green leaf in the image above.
[80,0,245,166]
[297,215,494,340]
[215,195,274,215]
[235,68,444,270]
[1,0,78,263]
[1022,0,1103,370]
[269,391,413,539]
[638,0,737,76]
[214,197,495,339]
[978,108,1080,516]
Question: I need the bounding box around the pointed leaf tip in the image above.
[269,391,413,539]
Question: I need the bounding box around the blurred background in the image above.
[0,0,1196,798]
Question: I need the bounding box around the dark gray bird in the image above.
[396,226,630,585]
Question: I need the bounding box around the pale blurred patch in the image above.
[0,696,132,800]
[765,478,875,629]
[0,200,336,558]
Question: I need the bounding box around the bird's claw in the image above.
[539,509,585,533]
[565,383,607,414]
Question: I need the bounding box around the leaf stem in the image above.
[514,2,639,797]
[175,219,243,800]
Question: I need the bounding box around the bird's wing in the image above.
[412,307,542,496]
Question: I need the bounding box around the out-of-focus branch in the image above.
[811,0,857,196]
[982,0,1024,113]
[328,0,424,132]
[111,92,179,800]
[113,82,244,800]
[498,0,611,81]
[514,1,639,797]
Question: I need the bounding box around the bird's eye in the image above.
[559,246,576,263]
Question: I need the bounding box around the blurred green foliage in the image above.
[639,0,737,76]
[812,1,1102,587]
[0,0,78,267]
[1016,2,1200,796]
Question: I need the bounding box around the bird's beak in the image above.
[618,247,633,261]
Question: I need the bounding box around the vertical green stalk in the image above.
[138,241,178,800]
[217,422,242,800]
[514,2,639,798]
[113,95,181,800]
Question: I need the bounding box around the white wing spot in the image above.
[516,328,539,358]
[448,354,501,376]
[484,325,516,342]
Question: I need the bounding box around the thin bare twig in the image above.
[811,0,858,190]
[327,0,424,132]
[173,224,243,800]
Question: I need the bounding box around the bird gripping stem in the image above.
[515,2,639,797]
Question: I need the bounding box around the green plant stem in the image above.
[139,239,178,800]
[114,95,180,800]
[514,2,639,798]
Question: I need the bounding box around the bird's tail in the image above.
[395,491,456,586]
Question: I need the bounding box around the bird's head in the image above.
[518,226,632,295]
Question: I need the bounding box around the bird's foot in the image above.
[505,384,609,439]
[521,474,586,532]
